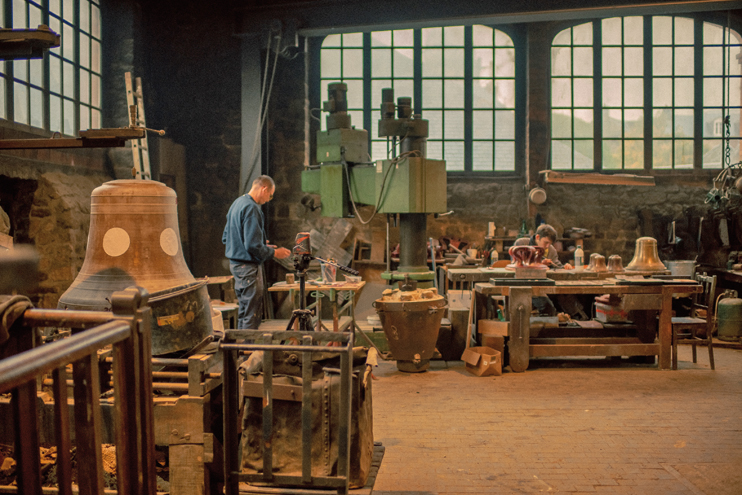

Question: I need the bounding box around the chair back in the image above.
[693,272,717,336]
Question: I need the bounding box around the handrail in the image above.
[0,320,130,393]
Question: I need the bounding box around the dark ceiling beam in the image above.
[235,0,740,37]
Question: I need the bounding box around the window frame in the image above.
[313,24,526,176]
[549,13,741,173]
[0,0,102,136]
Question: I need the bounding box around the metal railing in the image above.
[221,329,354,495]
[0,287,156,495]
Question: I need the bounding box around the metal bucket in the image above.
[667,261,696,278]
[374,296,447,372]
[148,279,213,355]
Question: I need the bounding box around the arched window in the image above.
[550,16,741,171]
[0,0,102,135]
[320,25,519,173]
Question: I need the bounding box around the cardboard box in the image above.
[478,319,509,336]
[461,346,502,377]
[595,302,629,323]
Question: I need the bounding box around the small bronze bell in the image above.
[625,236,667,272]
[607,255,624,272]
[587,253,607,272]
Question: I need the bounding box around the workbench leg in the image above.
[658,286,673,370]
[508,287,532,372]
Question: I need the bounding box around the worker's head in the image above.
[534,224,558,250]
[250,175,275,205]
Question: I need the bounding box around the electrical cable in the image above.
[242,29,282,194]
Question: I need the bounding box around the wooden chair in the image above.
[671,273,717,370]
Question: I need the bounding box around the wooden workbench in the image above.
[474,278,701,372]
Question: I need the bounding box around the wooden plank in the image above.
[73,354,105,495]
[530,343,659,357]
[508,287,531,372]
[540,170,656,186]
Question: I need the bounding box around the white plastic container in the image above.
[574,246,584,270]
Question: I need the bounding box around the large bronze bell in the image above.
[607,255,624,272]
[625,236,667,272]
[58,180,212,355]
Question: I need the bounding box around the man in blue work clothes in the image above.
[222,175,291,329]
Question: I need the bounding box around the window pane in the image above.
[674,78,693,106]
[674,108,693,137]
[91,40,100,73]
[624,140,644,168]
[553,28,571,46]
[63,98,74,135]
[50,95,61,132]
[552,47,571,76]
[653,78,672,107]
[426,110,442,139]
[343,33,362,47]
[80,104,89,131]
[703,109,722,137]
[653,108,673,137]
[552,78,571,107]
[29,4,41,28]
[443,48,464,77]
[494,48,514,77]
[624,78,643,107]
[63,22,74,60]
[494,29,514,47]
[30,87,42,128]
[14,82,28,124]
[444,110,464,139]
[495,110,515,140]
[473,25,493,46]
[395,79,413,101]
[343,49,362,78]
[603,78,622,107]
[427,140,442,160]
[675,18,694,45]
[80,33,90,68]
[572,23,591,45]
[704,78,722,107]
[624,47,643,76]
[13,0,26,28]
[80,1,90,32]
[422,48,442,77]
[624,109,643,138]
[372,49,391,77]
[444,26,464,46]
[473,48,493,78]
[603,140,622,169]
[63,60,74,98]
[473,80,492,108]
[602,18,622,45]
[80,69,89,104]
[91,108,100,129]
[422,27,442,47]
[345,80,362,108]
[63,0,73,19]
[653,140,672,169]
[574,109,593,138]
[573,47,592,76]
[371,79,391,110]
[602,47,622,76]
[653,17,673,45]
[653,47,672,75]
[495,79,515,108]
[92,72,102,109]
[444,141,465,170]
[603,109,621,138]
[422,79,442,108]
[49,0,60,16]
[472,141,493,171]
[703,47,722,76]
[0,77,5,119]
[573,78,593,107]
[473,110,493,139]
[624,17,643,45]
[674,47,694,75]
[323,34,341,47]
[371,31,391,47]
[495,141,515,171]
[13,60,27,82]
[30,58,42,86]
[703,22,724,45]
[552,110,572,138]
[393,48,413,78]
[552,140,573,169]
[91,4,100,38]
[394,29,413,47]
[675,139,694,167]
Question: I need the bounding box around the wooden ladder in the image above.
[125,71,152,180]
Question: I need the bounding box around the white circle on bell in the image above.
[160,228,179,256]
[102,227,130,257]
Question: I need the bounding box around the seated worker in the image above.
[513,223,573,316]
[513,223,574,270]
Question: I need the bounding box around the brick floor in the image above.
[369,346,742,495]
